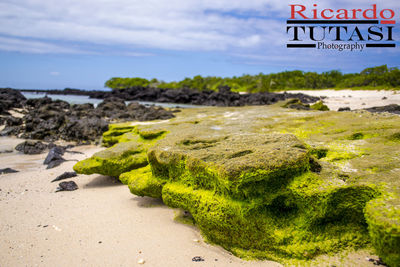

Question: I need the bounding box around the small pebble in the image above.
[193,239,199,243]
[192,256,204,262]
[138,258,145,264]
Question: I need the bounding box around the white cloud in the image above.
[0,0,398,58]
[0,36,90,54]
[50,71,60,76]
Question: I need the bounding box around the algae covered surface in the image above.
[74,102,400,266]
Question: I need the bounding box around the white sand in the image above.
[282,89,400,111]
[0,137,281,267]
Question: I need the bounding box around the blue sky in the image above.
[0,0,399,90]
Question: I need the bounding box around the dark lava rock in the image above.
[46,159,66,169]
[4,116,23,127]
[126,102,175,121]
[365,104,400,115]
[24,97,70,110]
[338,107,351,112]
[0,126,21,136]
[44,146,68,169]
[1,92,175,143]
[44,147,65,165]
[0,88,320,142]
[15,140,47,154]
[51,172,77,182]
[0,88,26,114]
[14,86,320,108]
[192,256,205,262]
[282,99,311,110]
[366,257,388,266]
[97,97,127,118]
[0,168,19,174]
[55,181,78,192]
[59,116,108,143]
[91,86,319,107]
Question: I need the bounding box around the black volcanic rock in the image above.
[44,146,65,165]
[1,91,175,143]
[51,172,78,182]
[16,86,320,107]
[0,88,26,114]
[0,88,321,143]
[94,86,319,107]
[365,104,400,115]
[15,140,47,154]
[56,181,78,192]
[0,168,19,174]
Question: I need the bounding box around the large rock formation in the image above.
[74,104,400,265]
[0,94,175,143]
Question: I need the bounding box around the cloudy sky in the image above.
[0,0,399,89]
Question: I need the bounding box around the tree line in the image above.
[104,65,400,92]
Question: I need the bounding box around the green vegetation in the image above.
[74,105,400,266]
[310,101,330,111]
[105,65,400,92]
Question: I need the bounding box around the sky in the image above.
[0,0,399,90]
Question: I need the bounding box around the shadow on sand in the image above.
[131,196,165,208]
[84,175,123,188]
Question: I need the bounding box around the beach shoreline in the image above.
[1,89,399,266]
[280,89,400,111]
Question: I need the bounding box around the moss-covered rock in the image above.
[311,101,330,111]
[73,141,148,177]
[281,98,311,110]
[102,123,137,147]
[365,196,400,267]
[74,103,400,265]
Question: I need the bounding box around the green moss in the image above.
[281,98,310,110]
[102,123,137,147]
[73,141,148,177]
[138,128,166,139]
[349,132,365,140]
[310,147,328,159]
[121,166,164,198]
[74,104,400,265]
[310,101,330,111]
[74,125,168,177]
[365,196,400,267]
[388,132,400,142]
[148,133,310,200]
[138,133,378,262]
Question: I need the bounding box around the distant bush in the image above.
[104,65,400,92]
[105,77,150,89]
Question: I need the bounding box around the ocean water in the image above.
[21,92,198,108]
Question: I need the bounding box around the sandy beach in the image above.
[0,138,383,267]
[282,89,400,111]
[1,88,398,267]
[0,137,282,267]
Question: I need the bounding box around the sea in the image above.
[21,91,198,109]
